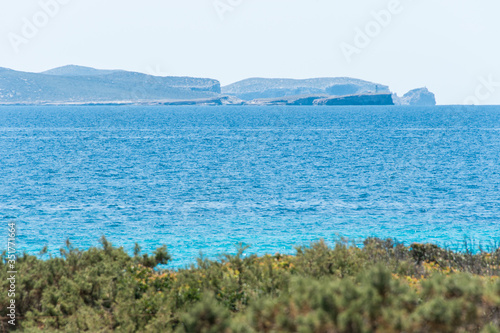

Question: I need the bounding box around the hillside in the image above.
[222,77,391,101]
[0,66,221,103]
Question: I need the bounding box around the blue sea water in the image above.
[1,105,499,267]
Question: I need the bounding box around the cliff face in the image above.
[222,77,391,101]
[248,93,394,106]
[393,88,436,106]
[0,66,221,103]
[315,93,394,106]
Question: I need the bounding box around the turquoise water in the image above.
[1,105,499,266]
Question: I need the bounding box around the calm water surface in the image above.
[1,105,499,266]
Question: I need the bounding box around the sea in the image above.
[1,105,499,267]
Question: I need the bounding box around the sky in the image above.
[1,0,499,105]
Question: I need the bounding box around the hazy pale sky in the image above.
[1,0,499,104]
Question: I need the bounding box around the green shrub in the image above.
[1,237,499,332]
[175,293,231,333]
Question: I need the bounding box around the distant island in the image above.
[0,65,436,106]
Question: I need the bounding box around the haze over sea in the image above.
[1,105,499,266]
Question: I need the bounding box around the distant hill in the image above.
[41,65,122,77]
[221,77,391,101]
[0,66,221,104]
[0,66,436,106]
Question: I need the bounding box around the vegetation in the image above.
[1,237,500,332]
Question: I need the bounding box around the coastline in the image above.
[0,93,395,107]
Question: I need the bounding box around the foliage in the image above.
[1,237,499,332]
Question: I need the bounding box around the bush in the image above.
[1,237,499,332]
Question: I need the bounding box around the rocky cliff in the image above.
[393,88,436,106]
